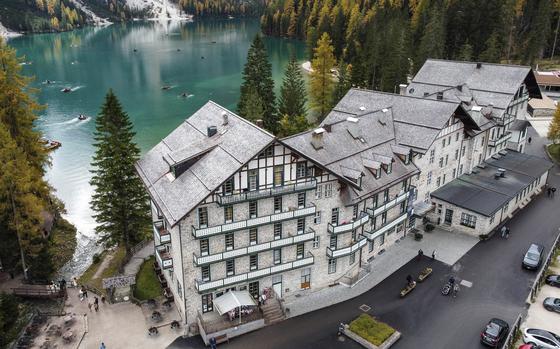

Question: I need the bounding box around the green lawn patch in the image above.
[548,144,560,164]
[48,217,77,271]
[348,314,395,346]
[133,256,162,301]
[78,245,128,295]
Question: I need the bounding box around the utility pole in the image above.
[10,184,28,280]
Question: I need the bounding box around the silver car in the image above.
[523,328,560,348]
[543,297,560,313]
[522,243,544,270]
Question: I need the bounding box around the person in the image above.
[101,296,106,304]
[417,249,423,260]
[449,276,455,285]
[94,303,99,312]
[501,226,507,238]
[100,342,106,349]
[79,288,84,302]
[72,277,78,288]
[528,137,532,144]
[406,275,413,285]
[548,187,553,197]
[94,297,99,306]
[338,323,345,336]
[452,283,460,298]
[209,337,217,349]
[505,227,510,239]
[88,302,92,312]
[552,187,557,197]
[432,250,436,260]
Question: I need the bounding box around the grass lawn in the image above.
[133,256,162,301]
[349,314,396,346]
[48,217,77,271]
[78,245,127,295]
[549,144,560,164]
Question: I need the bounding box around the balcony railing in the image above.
[327,212,370,235]
[488,132,512,147]
[156,247,173,269]
[192,204,316,238]
[362,212,408,240]
[193,229,316,266]
[153,221,171,245]
[326,236,367,258]
[366,191,409,218]
[217,179,317,206]
[194,252,315,293]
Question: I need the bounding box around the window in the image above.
[249,281,259,300]
[296,162,307,179]
[226,259,235,276]
[461,146,466,157]
[202,293,213,313]
[273,165,283,187]
[349,252,356,265]
[371,216,377,230]
[301,268,311,289]
[455,132,460,142]
[372,194,378,208]
[452,169,457,178]
[481,137,485,147]
[429,149,435,163]
[248,169,258,191]
[201,265,210,282]
[315,185,322,199]
[442,139,446,148]
[297,218,305,234]
[273,248,281,264]
[400,201,406,214]
[351,229,357,241]
[459,164,464,174]
[312,236,320,249]
[225,232,234,250]
[325,183,333,197]
[259,146,274,158]
[383,189,389,203]
[460,213,477,228]
[381,212,387,225]
[445,154,448,165]
[249,228,258,245]
[177,280,183,299]
[448,135,451,145]
[454,149,459,160]
[296,243,304,259]
[436,177,441,187]
[250,254,258,270]
[198,207,208,228]
[331,208,339,225]
[402,179,408,191]
[249,201,258,218]
[297,192,306,208]
[224,205,233,223]
[368,239,374,252]
[329,235,337,249]
[427,171,432,185]
[222,177,234,195]
[387,227,395,235]
[377,233,385,246]
[274,223,282,240]
[439,157,444,168]
[396,223,404,233]
[200,239,209,256]
[314,211,321,224]
[384,162,392,174]
[328,258,337,274]
[489,214,495,224]
[443,174,446,184]
[352,205,358,219]
[274,196,282,213]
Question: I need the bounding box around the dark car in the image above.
[522,244,544,270]
[543,297,560,313]
[545,275,560,287]
[481,318,510,347]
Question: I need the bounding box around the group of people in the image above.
[78,285,105,312]
[500,226,511,239]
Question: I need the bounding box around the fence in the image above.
[501,313,523,349]
[529,232,560,303]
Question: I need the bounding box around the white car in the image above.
[523,328,560,348]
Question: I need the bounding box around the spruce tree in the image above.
[458,41,474,61]
[90,90,150,254]
[240,87,264,123]
[238,35,277,133]
[278,56,307,119]
[309,32,336,121]
[479,33,501,63]
[415,6,446,72]
[333,61,352,104]
[278,114,310,138]
[548,103,560,144]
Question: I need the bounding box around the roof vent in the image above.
[207,126,217,137]
[255,119,264,128]
[399,84,407,96]
[423,92,430,97]
[382,108,389,113]
[323,124,332,132]
[436,91,444,100]
[476,62,482,69]
[409,88,415,94]
[347,117,359,123]
[311,128,325,150]
[222,111,228,125]
[378,119,386,126]
[359,106,366,111]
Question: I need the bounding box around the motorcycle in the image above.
[441,282,452,296]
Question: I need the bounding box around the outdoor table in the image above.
[62,330,73,342]
[64,315,73,324]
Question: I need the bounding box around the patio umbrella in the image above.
[213,291,256,324]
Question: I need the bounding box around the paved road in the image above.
[171,129,560,349]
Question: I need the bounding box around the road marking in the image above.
[460,280,473,288]
[359,304,371,312]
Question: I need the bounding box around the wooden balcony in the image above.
[156,247,173,269]
[153,220,171,245]
[217,179,317,206]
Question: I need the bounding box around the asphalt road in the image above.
[171,129,560,349]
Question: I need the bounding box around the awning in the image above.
[413,201,435,217]
[213,291,256,315]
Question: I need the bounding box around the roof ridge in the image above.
[348,87,463,105]
[206,100,276,138]
[425,58,532,70]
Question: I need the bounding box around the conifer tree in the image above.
[239,87,264,123]
[238,35,277,132]
[90,90,150,254]
[415,6,446,72]
[309,32,336,121]
[458,41,474,61]
[479,33,501,63]
[279,56,307,119]
[333,61,352,104]
[278,114,310,138]
[548,103,560,144]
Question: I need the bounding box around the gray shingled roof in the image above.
[431,151,552,216]
[136,101,274,227]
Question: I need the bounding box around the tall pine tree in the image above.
[238,35,277,132]
[278,56,307,119]
[90,90,150,254]
[309,32,336,121]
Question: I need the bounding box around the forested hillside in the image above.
[178,0,270,17]
[261,0,559,92]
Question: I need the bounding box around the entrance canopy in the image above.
[213,291,257,315]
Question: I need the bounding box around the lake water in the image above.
[9,19,305,277]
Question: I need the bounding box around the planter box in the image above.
[417,268,432,282]
[344,325,402,349]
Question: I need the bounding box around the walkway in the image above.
[284,229,478,318]
[123,241,154,276]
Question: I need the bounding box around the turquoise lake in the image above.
[8,19,305,276]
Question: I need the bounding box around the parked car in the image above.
[543,297,560,313]
[522,244,544,270]
[545,275,560,287]
[481,318,510,347]
[523,328,560,348]
[519,345,544,349]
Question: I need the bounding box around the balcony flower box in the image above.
[417,268,432,282]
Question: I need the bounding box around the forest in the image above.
[261,0,559,92]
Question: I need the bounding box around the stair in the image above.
[261,298,285,325]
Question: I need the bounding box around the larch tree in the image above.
[90,90,150,255]
[309,32,336,121]
[237,35,277,133]
[548,103,560,144]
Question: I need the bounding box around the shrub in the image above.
[414,232,423,241]
[92,253,101,264]
[424,223,435,232]
[349,314,395,346]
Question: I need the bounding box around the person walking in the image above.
[417,249,424,261]
[100,342,106,349]
[528,136,532,144]
[87,302,92,312]
[552,187,557,197]
[505,227,510,239]
[209,337,217,349]
[500,226,507,238]
[548,187,553,197]
[432,250,436,260]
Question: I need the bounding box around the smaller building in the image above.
[528,94,557,119]
[535,70,560,100]
[429,151,552,236]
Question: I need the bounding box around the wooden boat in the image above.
[61,87,72,93]
[45,140,62,150]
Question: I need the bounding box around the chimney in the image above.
[311,128,325,150]
[207,126,217,137]
[436,91,444,100]
[255,119,264,128]
[323,124,332,132]
[476,62,482,69]
[399,84,407,96]
[221,111,228,125]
